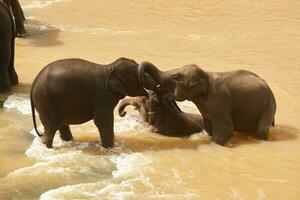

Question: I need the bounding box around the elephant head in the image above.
[138,61,209,102]
[107,58,159,97]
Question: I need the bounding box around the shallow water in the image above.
[0,0,300,199]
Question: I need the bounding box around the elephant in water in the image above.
[2,0,27,37]
[138,61,276,145]
[118,89,203,136]
[30,58,160,148]
[0,1,18,93]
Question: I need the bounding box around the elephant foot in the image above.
[16,27,28,38]
[256,129,269,140]
[41,134,54,148]
[213,132,232,146]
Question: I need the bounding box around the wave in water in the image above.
[52,24,138,35]
[39,152,197,200]
[23,0,71,9]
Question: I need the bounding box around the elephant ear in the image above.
[171,73,185,84]
[190,68,209,96]
[106,71,127,97]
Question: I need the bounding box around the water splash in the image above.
[3,94,31,115]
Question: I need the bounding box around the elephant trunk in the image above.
[138,61,163,92]
[118,97,142,117]
[118,99,132,117]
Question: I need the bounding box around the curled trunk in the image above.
[138,61,163,91]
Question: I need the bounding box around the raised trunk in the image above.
[138,61,163,91]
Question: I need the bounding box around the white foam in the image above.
[23,0,70,9]
[3,94,31,115]
[39,152,199,199]
[114,115,145,133]
[39,153,155,200]
[110,153,153,178]
[52,24,137,35]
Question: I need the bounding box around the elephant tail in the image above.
[272,118,275,127]
[30,91,42,137]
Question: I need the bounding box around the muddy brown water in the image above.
[0,0,300,199]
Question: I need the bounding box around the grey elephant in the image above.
[138,61,276,145]
[2,0,27,37]
[0,1,18,93]
[30,58,162,148]
[118,89,203,136]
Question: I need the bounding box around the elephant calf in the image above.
[138,61,276,145]
[30,58,152,148]
[118,90,204,136]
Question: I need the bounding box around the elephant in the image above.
[0,1,18,93]
[2,0,27,37]
[118,89,203,136]
[30,57,160,148]
[137,61,276,145]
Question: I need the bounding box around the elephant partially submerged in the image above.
[138,61,276,145]
[30,58,155,148]
[118,89,203,136]
[0,1,18,93]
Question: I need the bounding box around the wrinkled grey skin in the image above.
[118,89,203,136]
[2,0,27,37]
[0,1,18,93]
[138,61,276,145]
[31,58,151,148]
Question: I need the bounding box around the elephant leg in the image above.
[0,32,11,92]
[59,124,73,142]
[11,0,27,37]
[93,108,114,148]
[41,129,55,148]
[38,104,61,148]
[256,104,275,140]
[16,0,25,21]
[211,119,233,145]
[203,118,212,136]
[8,35,18,85]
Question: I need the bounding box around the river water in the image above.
[0,0,300,199]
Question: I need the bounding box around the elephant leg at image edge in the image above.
[11,0,27,37]
[8,35,18,85]
[0,34,11,92]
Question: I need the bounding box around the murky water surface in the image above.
[0,0,300,199]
